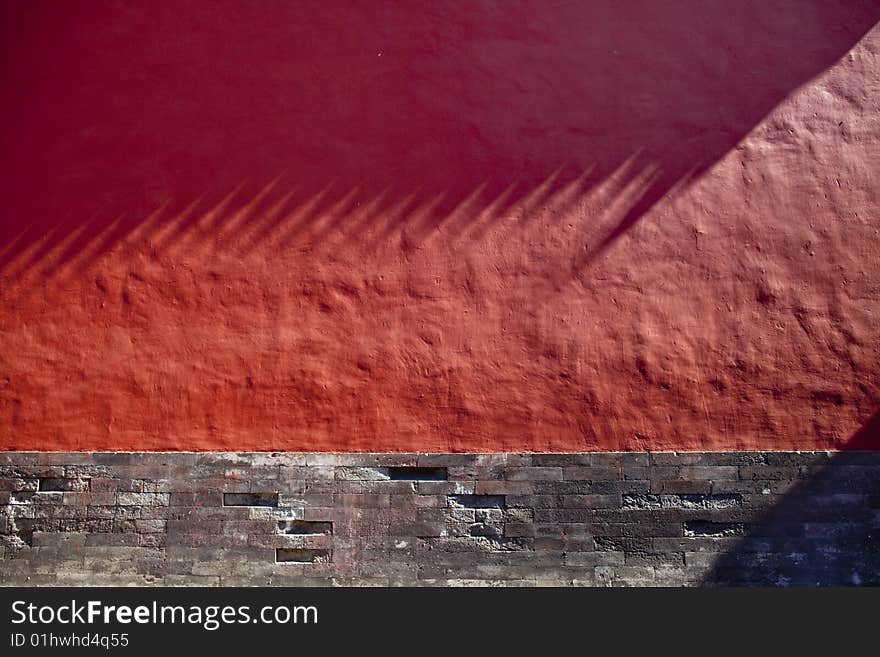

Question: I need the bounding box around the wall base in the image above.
[2,452,877,586]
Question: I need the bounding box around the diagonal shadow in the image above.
[1,1,878,287]
[703,410,880,586]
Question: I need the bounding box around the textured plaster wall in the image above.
[1,2,879,451]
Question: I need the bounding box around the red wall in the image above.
[1,1,878,451]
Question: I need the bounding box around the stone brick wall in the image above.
[1,452,877,586]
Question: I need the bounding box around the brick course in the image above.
[1,452,877,586]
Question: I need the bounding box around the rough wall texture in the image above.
[2,452,878,586]
[2,2,879,452]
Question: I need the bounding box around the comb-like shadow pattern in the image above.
[2,1,878,285]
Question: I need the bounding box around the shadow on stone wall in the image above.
[703,411,880,586]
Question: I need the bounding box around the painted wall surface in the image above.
[1,2,878,452]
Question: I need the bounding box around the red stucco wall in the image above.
[1,2,878,451]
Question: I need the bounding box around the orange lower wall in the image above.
[1,2,878,451]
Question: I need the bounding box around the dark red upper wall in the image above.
[1,1,878,451]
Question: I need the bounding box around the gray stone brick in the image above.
[117,492,170,506]
[507,467,563,481]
